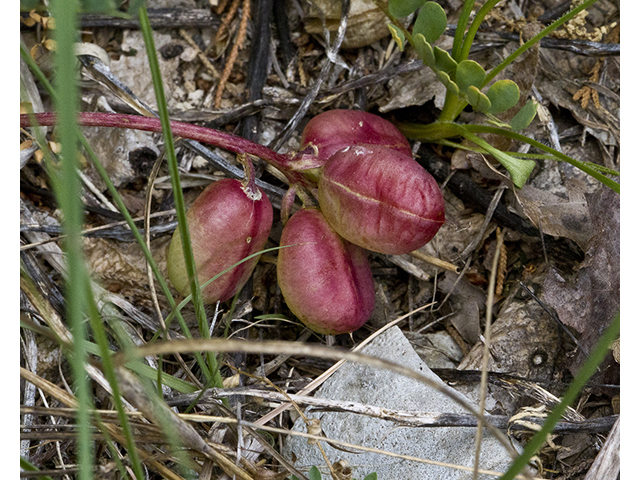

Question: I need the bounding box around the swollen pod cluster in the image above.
[278,110,445,334]
[167,110,445,335]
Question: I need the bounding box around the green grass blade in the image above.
[137,6,223,387]
[500,313,620,480]
[20,457,55,480]
[48,1,94,477]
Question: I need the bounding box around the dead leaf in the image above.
[516,184,592,250]
[542,186,619,373]
[458,282,560,381]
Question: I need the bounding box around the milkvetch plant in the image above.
[20,0,617,338]
[21,109,445,334]
[380,0,619,192]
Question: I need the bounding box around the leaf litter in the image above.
[19,0,619,478]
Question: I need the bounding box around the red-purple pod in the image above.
[300,109,412,162]
[318,144,445,255]
[167,178,273,303]
[277,208,375,335]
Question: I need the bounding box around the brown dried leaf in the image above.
[516,184,592,250]
[458,284,560,381]
[542,186,619,372]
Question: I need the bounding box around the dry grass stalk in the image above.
[214,0,250,108]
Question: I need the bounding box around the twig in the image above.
[240,0,274,141]
[410,250,460,273]
[164,388,617,435]
[453,186,506,263]
[74,8,221,29]
[179,28,219,78]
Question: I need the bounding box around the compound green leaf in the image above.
[414,34,435,67]
[389,0,426,18]
[436,71,459,96]
[414,1,448,44]
[486,79,520,114]
[463,131,536,188]
[467,86,492,112]
[363,474,378,480]
[510,99,538,131]
[455,60,486,94]
[433,46,457,75]
[388,23,405,51]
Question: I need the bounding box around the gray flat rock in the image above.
[283,326,521,479]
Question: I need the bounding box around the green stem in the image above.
[400,121,620,193]
[459,0,502,61]
[398,121,462,141]
[451,0,476,60]
[438,91,467,123]
[463,124,620,193]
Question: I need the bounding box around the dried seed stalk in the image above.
[214,0,251,108]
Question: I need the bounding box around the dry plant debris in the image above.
[20,1,619,479]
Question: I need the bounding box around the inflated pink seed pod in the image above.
[277,209,376,335]
[300,109,413,162]
[167,178,273,303]
[318,144,445,255]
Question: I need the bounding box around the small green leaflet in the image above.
[389,0,426,18]
[486,79,520,114]
[414,2,448,44]
[388,23,405,51]
[510,100,538,131]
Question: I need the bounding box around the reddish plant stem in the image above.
[20,112,312,186]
